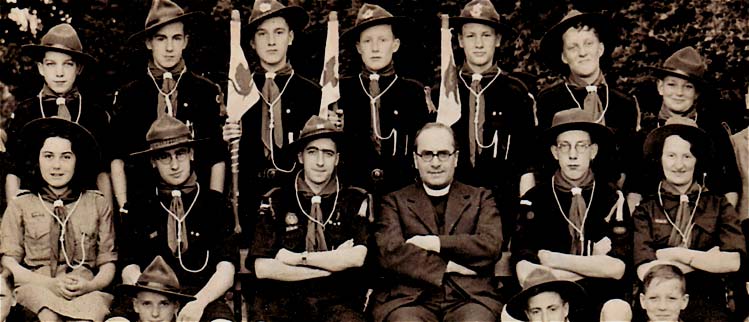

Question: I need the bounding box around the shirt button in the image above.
[286,109,291,114]
[393,110,399,115]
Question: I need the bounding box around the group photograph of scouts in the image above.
[0,0,748,321]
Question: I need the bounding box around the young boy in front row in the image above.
[639,264,688,322]
[0,268,19,322]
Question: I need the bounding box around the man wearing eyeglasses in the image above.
[373,122,503,322]
[509,108,633,321]
[108,115,237,322]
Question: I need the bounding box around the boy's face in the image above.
[657,76,698,114]
[146,22,188,70]
[551,130,598,181]
[133,291,180,322]
[458,23,500,71]
[37,51,82,95]
[639,278,688,322]
[298,138,338,187]
[525,291,569,322]
[356,24,400,72]
[151,146,193,186]
[0,276,15,322]
[251,17,294,71]
[560,26,604,79]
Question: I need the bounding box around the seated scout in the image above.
[0,268,21,322]
[633,116,745,322]
[373,122,503,322]
[637,264,689,322]
[115,256,196,322]
[248,115,371,322]
[112,116,237,322]
[505,268,587,322]
[511,108,632,321]
[0,117,116,322]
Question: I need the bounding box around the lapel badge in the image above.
[259,2,272,13]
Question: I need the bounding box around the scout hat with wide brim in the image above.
[118,256,195,302]
[130,114,204,157]
[449,0,515,36]
[539,10,610,72]
[244,0,309,33]
[543,108,613,147]
[128,0,204,43]
[651,46,706,86]
[20,117,100,167]
[506,268,587,320]
[22,23,96,64]
[288,115,343,153]
[643,116,712,161]
[341,3,409,43]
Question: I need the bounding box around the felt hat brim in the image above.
[128,11,204,43]
[505,280,587,320]
[129,137,206,157]
[288,130,343,153]
[244,6,309,33]
[340,16,409,43]
[650,67,705,87]
[118,284,196,303]
[543,120,613,147]
[449,16,516,37]
[22,44,96,65]
[540,12,610,73]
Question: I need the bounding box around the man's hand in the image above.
[336,239,354,250]
[406,235,440,253]
[327,109,344,130]
[275,248,302,266]
[177,300,207,322]
[222,121,242,143]
[446,261,477,276]
[656,247,695,265]
[593,237,612,256]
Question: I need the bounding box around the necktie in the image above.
[160,72,177,115]
[468,73,485,166]
[148,59,185,116]
[40,85,79,121]
[567,72,606,125]
[668,194,693,248]
[261,72,284,156]
[40,187,79,277]
[305,195,328,252]
[369,73,382,154]
[55,97,72,121]
[568,187,586,255]
[167,190,189,255]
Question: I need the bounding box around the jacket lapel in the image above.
[406,185,439,235]
[444,182,471,234]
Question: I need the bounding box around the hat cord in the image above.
[564,82,609,124]
[37,90,82,124]
[37,193,87,270]
[147,67,187,117]
[551,176,596,256]
[260,70,297,173]
[458,69,502,158]
[357,73,398,156]
[294,171,340,228]
[157,183,210,273]
[656,181,702,248]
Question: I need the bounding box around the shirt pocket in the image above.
[691,213,717,250]
[24,216,51,262]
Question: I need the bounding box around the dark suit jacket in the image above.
[372,182,503,322]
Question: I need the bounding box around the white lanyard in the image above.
[657,182,702,248]
[38,90,82,124]
[551,177,596,256]
[458,69,501,157]
[260,71,297,173]
[147,67,187,117]
[294,171,339,228]
[358,73,399,156]
[157,183,209,273]
[37,193,86,269]
[563,82,610,124]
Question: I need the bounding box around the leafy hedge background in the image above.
[2,0,749,130]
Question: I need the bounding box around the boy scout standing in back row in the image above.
[336,3,431,197]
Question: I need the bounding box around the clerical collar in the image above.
[424,184,451,197]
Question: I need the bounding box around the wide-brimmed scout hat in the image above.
[244,0,309,33]
[130,115,203,157]
[22,23,96,64]
[341,3,408,43]
[128,0,203,42]
[118,256,195,302]
[506,268,587,320]
[449,0,514,36]
[20,117,100,167]
[539,9,610,72]
[643,116,712,161]
[651,46,706,86]
[543,108,613,146]
[289,115,342,152]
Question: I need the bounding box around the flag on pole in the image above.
[436,14,461,126]
[319,11,340,117]
[226,9,259,122]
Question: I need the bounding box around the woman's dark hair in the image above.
[24,130,97,194]
[650,133,709,183]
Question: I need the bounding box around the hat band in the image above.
[137,281,181,293]
[42,43,82,53]
[148,136,192,152]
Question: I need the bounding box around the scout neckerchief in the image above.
[38,186,84,277]
[657,102,698,126]
[552,169,596,256]
[459,64,501,166]
[565,71,608,125]
[39,85,82,123]
[258,63,294,153]
[294,171,340,252]
[658,180,703,248]
[147,59,187,117]
[157,172,198,255]
[359,63,398,155]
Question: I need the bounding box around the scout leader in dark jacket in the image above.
[6,23,112,207]
[373,123,503,322]
[113,116,237,322]
[248,116,371,322]
[536,10,639,187]
[222,0,320,236]
[511,108,633,321]
[633,116,745,322]
[110,0,226,215]
[626,46,741,209]
[335,3,431,195]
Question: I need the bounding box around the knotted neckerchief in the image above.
[296,173,338,252]
[460,64,500,166]
[148,59,186,117]
[259,63,294,156]
[361,63,396,154]
[659,180,702,248]
[40,84,80,122]
[39,186,80,277]
[567,71,607,125]
[158,172,198,255]
[657,103,699,126]
[553,169,595,256]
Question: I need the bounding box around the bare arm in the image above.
[4,173,19,204]
[84,262,115,292]
[1,255,52,286]
[538,250,626,280]
[110,159,127,208]
[96,172,113,209]
[254,258,331,282]
[657,247,741,274]
[177,261,235,322]
[209,161,226,193]
[276,245,368,272]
